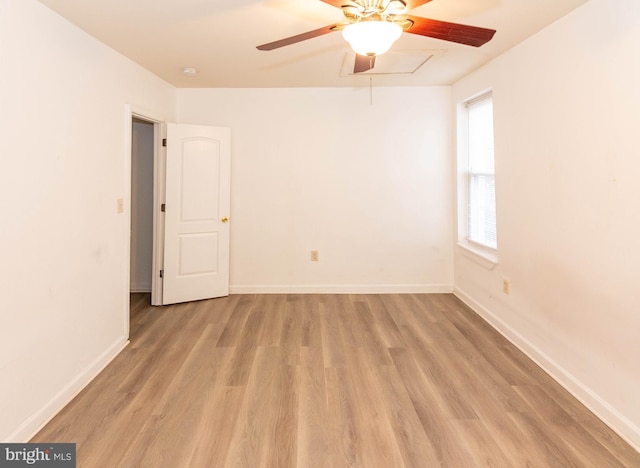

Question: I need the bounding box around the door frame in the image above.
[123,105,167,336]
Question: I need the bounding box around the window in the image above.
[458,92,497,254]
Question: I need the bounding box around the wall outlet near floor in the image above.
[116,198,124,214]
[503,279,510,295]
[310,250,319,262]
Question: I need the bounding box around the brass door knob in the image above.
[221,217,229,223]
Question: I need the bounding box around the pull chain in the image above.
[370,74,373,105]
[369,55,374,105]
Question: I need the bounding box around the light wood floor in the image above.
[33,293,640,467]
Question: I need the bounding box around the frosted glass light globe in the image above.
[342,21,403,56]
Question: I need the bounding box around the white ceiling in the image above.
[36,0,589,88]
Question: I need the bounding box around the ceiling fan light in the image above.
[342,21,402,57]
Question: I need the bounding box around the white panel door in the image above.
[162,123,230,305]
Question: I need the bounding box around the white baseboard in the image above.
[453,287,640,453]
[7,336,129,443]
[130,283,151,293]
[230,284,454,294]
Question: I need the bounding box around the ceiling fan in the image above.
[257,0,497,74]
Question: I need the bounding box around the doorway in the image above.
[130,118,154,295]
[123,109,231,338]
[126,108,166,314]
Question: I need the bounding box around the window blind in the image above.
[467,94,496,249]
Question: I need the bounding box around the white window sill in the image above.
[456,242,498,270]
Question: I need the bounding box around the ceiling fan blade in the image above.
[354,54,375,73]
[404,0,434,9]
[257,23,342,51]
[405,15,496,47]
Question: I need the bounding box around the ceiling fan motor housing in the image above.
[342,0,408,21]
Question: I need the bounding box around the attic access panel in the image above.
[340,50,443,76]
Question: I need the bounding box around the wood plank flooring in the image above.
[32,293,640,467]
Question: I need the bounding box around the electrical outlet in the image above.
[310,250,319,262]
[116,198,124,214]
[503,279,510,295]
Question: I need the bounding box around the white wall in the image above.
[453,0,640,449]
[0,0,175,441]
[178,87,454,293]
[130,119,155,292]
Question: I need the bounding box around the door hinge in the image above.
[162,138,167,147]
[161,203,166,212]
[160,270,164,278]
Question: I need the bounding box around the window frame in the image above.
[456,90,498,267]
